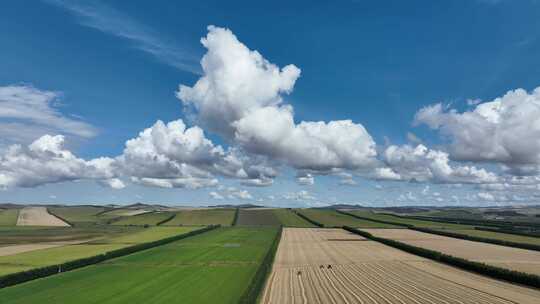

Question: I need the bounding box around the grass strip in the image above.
[0,225,219,289]
[475,226,540,238]
[343,226,540,289]
[238,226,282,304]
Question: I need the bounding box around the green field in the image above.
[298,209,400,228]
[48,206,108,225]
[0,209,19,226]
[0,226,133,246]
[0,226,195,276]
[0,227,278,304]
[236,209,281,226]
[112,212,174,226]
[272,209,315,227]
[441,229,540,246]
[164,209,235,226]
[349,211,472,229]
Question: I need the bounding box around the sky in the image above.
[1,0,540,207]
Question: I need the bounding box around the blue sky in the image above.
[2,0,540,206]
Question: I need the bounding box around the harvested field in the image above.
[236,209,281,226]
[262,228,540,304]
[164,208,235,226]
[0,238,98,257]
[100,208,150,217]
[446,228,540,246]
[16,207,69,227]
[0,209,19,226]
[299,209,399,228]
[0,227,278,304]
[365,228,540,275]
[272,209,315,227]
[112,211,174,226]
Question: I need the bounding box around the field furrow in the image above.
[262,228,540,304]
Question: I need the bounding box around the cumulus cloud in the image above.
[296,173,314,185]
[415,87,540,171]
[283,190,316,201]
[209,191,224,200]
[380,144,498,184]
[0,85,97,145]
[0,135,114,188]
[177,26,378,173]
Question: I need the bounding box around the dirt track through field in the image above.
[262,228,540,304]
[364,228,540,275]
[16,207,70,227]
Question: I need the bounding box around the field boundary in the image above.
[397,213,540,229]
[238,227,282,304]
[475,226,540,238]
[343,226,540,289]
[410,226,540,252]
[45,208,73,227]
[293,210,324,227]
[156,213,176,226]
[0,225,219,289]
[232,208,239,226]
[336,209,410,227]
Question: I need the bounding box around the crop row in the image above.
[0,225,219,289]
[343,226,540,289]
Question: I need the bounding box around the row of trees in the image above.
[292,210,324,227]
[232,208,240,226]
[343,226,540,288]
[238,226,283,304]
[0,225,219,289]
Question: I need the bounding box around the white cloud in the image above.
[415,87,540,171]
[228,189,252,200]
[406,132,422,144]
[209,191,224,200]
[45,0,200,74]
[0,135,114,188]
[177,26,378,173]
[381,144,498,184]
[477,192,495,201]
[296,173,314,185]
[283,190,315,201]
[0,85,97,145]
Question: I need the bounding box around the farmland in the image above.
[439,228,540,246]
[236,209,282,226]
[262,228,540,304]
[0,209,19,226]
[112,211,174,226]
[48,206,109,225]
[364,228,540,275]
[16,207,69,227]
[272,209,316,227]
[298,209,399,228]
[0,227,279,304]
[164,208,235,226]
[0,226,194,276]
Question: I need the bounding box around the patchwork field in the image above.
[364,228,540,275]
[164,208,235,226]
[298,209,399,228]
[48,206,109,225]
[16,207,69,227]
[0,227,279,304]
[0,226,194,276]
[348,211,472,229]
[112,211,174,226]
[262,228,540,304]
[236,209,281,226]
[272,209,315,227]
[0,209,19,226]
